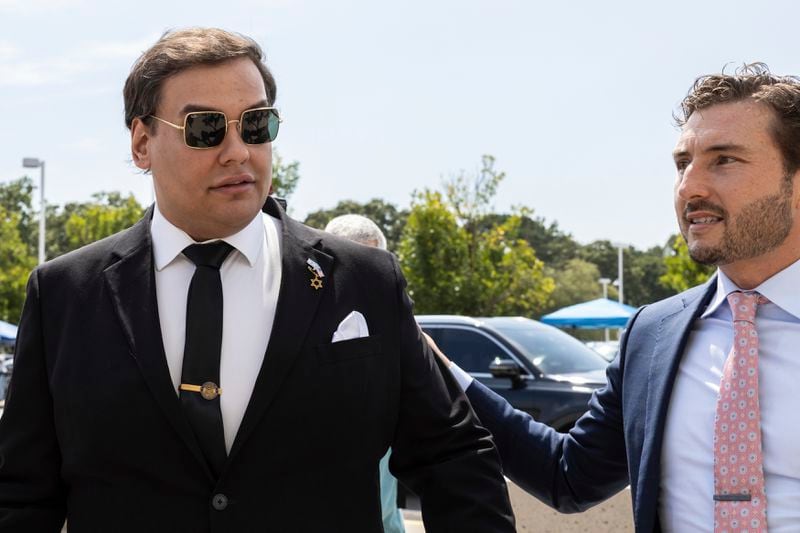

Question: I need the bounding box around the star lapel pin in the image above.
[306,258,325,290]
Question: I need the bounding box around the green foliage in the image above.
[0,205,36,322]
[304,199,409,252]
[545,258,606,313]
[474,216,554,316]
[627,245,674,305]
[398,190,470,313]
[478,212,580,267]
[398,156,554,316]
[60,193,144,253]
[660,234,714,292]
[271,150,300,200]
[0,177,36,256]
[577,239,674,307]
[0,178,145,323]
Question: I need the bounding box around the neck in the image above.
[720,250,800,289]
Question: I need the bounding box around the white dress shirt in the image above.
[661,261,800,532]
[151,205,283,453]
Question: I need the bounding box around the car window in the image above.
[433,327,507,374]
[491,323,607,374]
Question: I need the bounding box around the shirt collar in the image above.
[150,204,265,270]
[700,259,800,319]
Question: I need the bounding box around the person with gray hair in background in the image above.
[325,214,388,251]
[324,214,404,533]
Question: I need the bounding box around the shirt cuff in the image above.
[449,362,474,391]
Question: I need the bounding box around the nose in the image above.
[217,120,250,166]
[675,162,711,202]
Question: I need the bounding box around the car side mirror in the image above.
[489,358,525,388]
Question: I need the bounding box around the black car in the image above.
[418,315,609,432]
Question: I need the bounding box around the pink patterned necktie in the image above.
[713,291,769,533]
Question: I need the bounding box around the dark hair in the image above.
[676,62,800,174]
[123,27,277,129]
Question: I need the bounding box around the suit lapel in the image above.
[229,201,333,460]
[103,209,214,481]
[636,278,716,520]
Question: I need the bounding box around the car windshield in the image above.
[488,321,608,375]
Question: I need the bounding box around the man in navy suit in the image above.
[433,64,800,531]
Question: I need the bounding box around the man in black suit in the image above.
[0,28,514,532]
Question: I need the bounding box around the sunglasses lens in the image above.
[241,108,280,144]
[185,112,227,148]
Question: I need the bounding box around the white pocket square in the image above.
[331,311,369,343]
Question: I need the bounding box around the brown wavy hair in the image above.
[123,28,277,130]
[676,62,800,174]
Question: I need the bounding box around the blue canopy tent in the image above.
[0,320,17,344]
[540,298,637,329]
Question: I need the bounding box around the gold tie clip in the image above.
[180,381,222,400]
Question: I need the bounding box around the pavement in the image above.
[400,481,633,532]
[402,510,425,533]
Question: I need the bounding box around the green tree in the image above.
[271,150,300,200]
[578,240,619,282]
[398,190,469,313]
[0,178,38,322]
[474,215,554,315]
[0,205,36,322]
[546,258,607,313]
[0,206,36,324]
[578,240,674,307]
[0,181,145,323]
[479,212,580,268]
[58,192,144,254]
[304,199,409,252]
[660,234,714,292]
[398,156,554,316]
[626,245,674,305]
[0,177,36,257]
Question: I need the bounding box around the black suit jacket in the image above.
[0,199,515,532]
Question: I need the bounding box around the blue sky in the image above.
[1,0,798,249]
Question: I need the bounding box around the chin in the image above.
[687,243,724,266]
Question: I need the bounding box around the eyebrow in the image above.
[178,99,270,115]
[672,143,752,160]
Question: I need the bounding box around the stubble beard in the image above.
[684,177,794,266]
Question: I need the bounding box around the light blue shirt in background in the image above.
[380,449,405,533]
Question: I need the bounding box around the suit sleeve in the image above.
[464,311,643,513]
[386,258,516,533]
[0,269,67,531]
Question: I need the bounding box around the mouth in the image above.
[687,214,723,225]
[683,200,726,232]
[211,175,256,191]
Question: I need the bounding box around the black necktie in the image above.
[180,241,234,477]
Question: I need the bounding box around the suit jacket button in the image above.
[212,493,228,511]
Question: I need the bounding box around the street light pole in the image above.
[22,158,46,264]
[617,244,624,304]
[598,277,611,299]
[598,277,611,342]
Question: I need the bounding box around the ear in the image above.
[131,117,152,170]
[791,169,800,209]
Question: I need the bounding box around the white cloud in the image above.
[0,0,84,13]
[0,35,155,87]
[0,54,95,87]
[80,35,159,60]
[0,41,17,60]
[65,137,104,153]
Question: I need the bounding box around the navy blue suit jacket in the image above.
[466,279,717,532]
